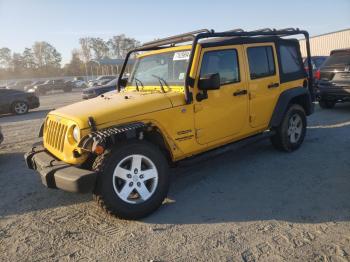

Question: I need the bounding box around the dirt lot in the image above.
[0,91,350,262]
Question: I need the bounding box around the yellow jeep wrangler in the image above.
[25,28,315,219]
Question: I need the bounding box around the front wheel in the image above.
[270,104,307,152]
[11,101,29,115]
[92,141,170,219]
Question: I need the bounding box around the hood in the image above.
[49,90,185,129]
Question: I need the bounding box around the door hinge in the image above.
[195,129,202,138]
[249,92,255,100]
[249,115,256,123]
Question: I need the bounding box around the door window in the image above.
[200,49,240,85]
[247,46,275,79]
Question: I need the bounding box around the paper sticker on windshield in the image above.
[173,51,190,61]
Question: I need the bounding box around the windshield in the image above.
[127,50,190,88]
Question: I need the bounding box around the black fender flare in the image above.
[269,87,314,128]
[78,122,147,151]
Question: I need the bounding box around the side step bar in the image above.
[177,131,275,166]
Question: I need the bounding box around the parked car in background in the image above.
[7,80,33,90]
[316,49,350,108]
[32,79,71,95]
[303,56,328,77]
[65,79,88,89]
[0,88,40,115]
[87,75,116,87]
[24,80,45,92]
[0,126,3,145]
[72,79,87,88]
[82,78,118,99]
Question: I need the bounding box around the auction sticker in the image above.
[173,51,190,61]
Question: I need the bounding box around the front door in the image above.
[194,46,248,145]
[244,43,280,128]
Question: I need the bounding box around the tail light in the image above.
[314,70,321,80]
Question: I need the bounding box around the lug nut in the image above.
[129,182,133,187]
[139,175,144,179]
[137,182,141,187]
[127,174,132,178]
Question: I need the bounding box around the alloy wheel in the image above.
[287,113,303,143]
[112,154,158,204]
[14,102,28,114]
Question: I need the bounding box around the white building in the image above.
[299,28,350,57]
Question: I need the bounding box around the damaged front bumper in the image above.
[24,143,96,193]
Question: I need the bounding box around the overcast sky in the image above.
[0,0,349,64]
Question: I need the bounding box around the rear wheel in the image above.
[270,104,307,152]
[11,101,29,115]
[92,140,170,219]
[319,99,336,109]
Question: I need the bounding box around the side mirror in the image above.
[119,77,128,88]
[198,73,220,90]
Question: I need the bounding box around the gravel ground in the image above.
[0,91,350,262]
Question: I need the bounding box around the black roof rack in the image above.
[139,27,306,50]
[141,29,211,49]
[118,28,313,103]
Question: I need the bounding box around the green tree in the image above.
[64,49,84,76]
[108,34,140,59]
[89,37,109,59]
[0,47,12,68]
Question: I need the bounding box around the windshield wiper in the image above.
[134,77,144,92]
[151,74,169,93]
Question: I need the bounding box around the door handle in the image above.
[268,82,279,88]
[233,89,248,96]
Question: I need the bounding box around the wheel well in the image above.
[143,128,173,165]
[289,94,312,115]
[85,125,174,167]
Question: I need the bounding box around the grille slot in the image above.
[45,119,68,152]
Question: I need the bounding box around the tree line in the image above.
[0,35,140,80]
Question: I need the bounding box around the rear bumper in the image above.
[317,83,350,101]
[24,143,96,193]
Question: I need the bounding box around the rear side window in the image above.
[200,49,240,85]
[280,45,303,74]
[247,46,275,79]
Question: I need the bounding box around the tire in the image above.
[319,99,336,109]
[11,101,29,115]
[270,104,307,152]
[92,140,170,219]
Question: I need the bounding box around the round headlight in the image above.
[72,126,80,142]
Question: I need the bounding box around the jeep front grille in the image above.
[45,119,68,152]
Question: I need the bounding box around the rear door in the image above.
[194,45,249,145]
[244,43,280,128]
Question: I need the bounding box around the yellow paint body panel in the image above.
[43,43,306,165]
